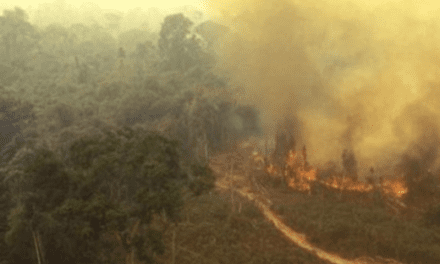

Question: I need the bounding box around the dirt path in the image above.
[211,163,403,264]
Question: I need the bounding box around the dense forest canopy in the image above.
[0,6,261,264]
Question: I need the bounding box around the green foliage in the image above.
[118,29,153,54]
[116,91,160,125]
[158,13,207,72]
[22,148,71,212]
[0,9,265,264]
[0,122,217,264]
[4,205,35,263]
[0,94,35,143]
[97,81,124,101]
[278,194,440,263]
[64,125,212,260]
[133,228,165,264]
[68,135,106,169]
[39,193,127,264]
[0,7,39,64]
[1,148,70,263]
[1,9,261,163]
[90,26,117,52]
[162,191,331,264]
[42,102,77,130]
[0,174,12,263]
[135,40,158,62]
[54,193,127,236]
[39,23,76,56]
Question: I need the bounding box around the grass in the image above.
[156,190,334,264]
[259,175,440,264]
[103,166,440,264]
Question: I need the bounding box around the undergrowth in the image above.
[268,184,440,264]
[158,190,333,264]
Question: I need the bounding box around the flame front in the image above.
[285,149,317,191]
[262,149,407,198]
[381,178,408,198]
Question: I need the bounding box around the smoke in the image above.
[342,149,358,180]
[203,0,440,177]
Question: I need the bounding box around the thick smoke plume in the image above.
[204,0,440,178]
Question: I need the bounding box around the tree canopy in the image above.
[0,125,214,264]
[0,8,260,263]
[158,13,208,72]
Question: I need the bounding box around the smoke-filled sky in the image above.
[1,0,209,31]
[1,0,206,13]
[202,0,440,177]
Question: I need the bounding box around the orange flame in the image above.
[286,150,299,168]
[266,164,279,176]
[381,178,408,198]
[264,149,407,198]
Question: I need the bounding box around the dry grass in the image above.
[258,176,440,264]
[157,190,334,264]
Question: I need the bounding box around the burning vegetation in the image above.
[243,124,440,218]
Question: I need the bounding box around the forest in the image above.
[0,6,262,264]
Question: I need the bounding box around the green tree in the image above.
[2,147,73,264]
[39,23,76,57]
[0,95,35,165]
[0,170,14,263]
[158,13,206,72]
[64,125,214,263]
[69,23,90,44]
[118,29,153,55]
[91,24,117,52]
[0,7,39,64]
[1,124,214,264]
[69,23,116,56]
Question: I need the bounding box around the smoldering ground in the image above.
[202,0,440,178]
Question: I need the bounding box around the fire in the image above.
[281,149,316,191]
[381,178,408,198]
[287,168,317,190]
[299,169,317,182]
[263,148,407,199]
[266,164,279,176]
[286,150,299,168]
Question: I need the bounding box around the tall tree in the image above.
[158,13,206,72]
[0,96,35,165]
[0,125,215,264]
[0,7,38,63]
[118,28,153,54]
[40,23,76,57]
[341,149,358,181]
